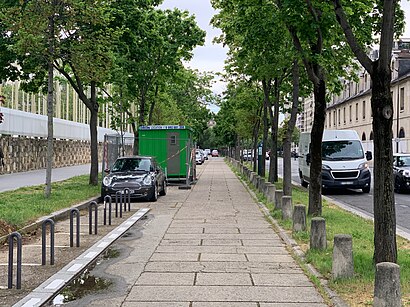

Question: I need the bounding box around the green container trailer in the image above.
[138,125,194,181]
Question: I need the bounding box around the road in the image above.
[271,158,410,233]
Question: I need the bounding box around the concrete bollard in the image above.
[374,262,401,307]
[310,217,327,250]
[265,184,276,203]
[249,172,256,185]
[282,196,292,220]
[292,204,306,232]
[252,175,259,189]
[274,190,283,210]
[258,177,266,193]
[332,234,354,279]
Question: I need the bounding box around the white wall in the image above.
[0,107,133,142]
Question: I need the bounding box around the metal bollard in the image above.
[8,232,22,289]
[115,191,123,218]
[70,208,80,247]
[124,188,131,211]
[104,195,112,226]
[42,219,55,265]
[89,201,98,235]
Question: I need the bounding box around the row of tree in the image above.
[210,0,403,264]
[0,1,216,194]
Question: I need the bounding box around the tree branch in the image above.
[305,0,323,54]
[332,0,373,74]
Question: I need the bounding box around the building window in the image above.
[362,132,366,141]
[349,105,352,122]
[338,109,341,125]
[399,128,405,138]
[334,110,336,126]
[363,101,366,119]
[370,131,374,140]
[400,87,405,111]
[356,103,358,121]
[170,135,177,145]
[343,107,346,124]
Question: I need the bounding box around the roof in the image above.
[139,125,192,131]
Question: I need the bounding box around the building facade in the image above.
[298,39,410,153]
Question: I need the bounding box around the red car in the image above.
[211,149,219,157]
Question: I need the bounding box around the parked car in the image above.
[211,149,219,157]
[195,150,204,164]
[101,156,167,201]
[204,149,211,159]
[393,153,410,193]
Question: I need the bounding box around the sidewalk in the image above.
[70,158,327,306]
[0,164,92,193]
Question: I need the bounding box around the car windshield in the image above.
[322,140,364,161]
[396,156,410,167]
[111,158,151,172]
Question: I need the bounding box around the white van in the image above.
[298,130,372,193]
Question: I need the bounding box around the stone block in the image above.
[332,234,354,279]
[265,184,276,203]
[281,196,292,220]
[292,204,306,232]
[310,217,326,250]
[274,190,283,210]
[374,262,401,307]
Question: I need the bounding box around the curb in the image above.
[0,196,100,244]
[229,161,348,307]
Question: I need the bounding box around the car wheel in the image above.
[394,178,402,194]
[362,186,370,193]
[149,184,158,202]
[300,171,308,188]
[159,180,167,196]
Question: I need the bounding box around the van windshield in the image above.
[322,140,364,161]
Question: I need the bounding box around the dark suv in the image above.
[393,153,410,193]
[101,156,167,201]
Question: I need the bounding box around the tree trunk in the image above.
[45,9,55,198]
[308,76,326,216]
[283,61,300,196]
[89,81,99,186]
[148,85,159,125]
[371,63,397,263]
[252,108,261,172]
[268,78,279,183]
[261,80,269,177]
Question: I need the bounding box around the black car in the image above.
[393,153,410,193]
[101,156,167,201]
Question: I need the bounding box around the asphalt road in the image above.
[272,158,410,233]
[0,164,93,193]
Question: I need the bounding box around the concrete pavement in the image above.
[0,164,92,192]
[71,158,328,306]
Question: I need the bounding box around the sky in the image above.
[160,0,410,111]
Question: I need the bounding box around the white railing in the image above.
[0,107,133,142]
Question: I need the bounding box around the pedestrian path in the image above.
[84,158,327,306]
[0,164,92,192]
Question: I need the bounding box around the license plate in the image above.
[121,189,134,194]
[341,182,353,185]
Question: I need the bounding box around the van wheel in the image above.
[362,186,370,193]
[299,171,308,188]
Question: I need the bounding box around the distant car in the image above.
[195,150,203,164]
[101,156,167,201]
[211,149,219,157]
[204,149,211,159]
[393,153,410,193]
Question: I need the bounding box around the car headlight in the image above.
[358,162,369,170]
[322,164,331,170]
[103,176,112,186]
[143,175,152,185]
[403,170,410,177]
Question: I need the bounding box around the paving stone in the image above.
[160,239,202,246]
[246,254,295,263]
[195,273,252,286]
[242,239,284,246]
[136,273,195,285]
[155,245,289,255]
[252,273,314,286]
[123,302,190,307]
[167,227,204,234]
[150,253,199,262]
[163,233,278,240]
[193,303,258,307]
[126,285,325,303]
[202,239,242,246]
[200,253,247,262]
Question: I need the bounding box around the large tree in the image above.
[332,0,404,263]
[110,5,205,153]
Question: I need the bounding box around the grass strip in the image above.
[0,175,100,232]
[234,161,410,306]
